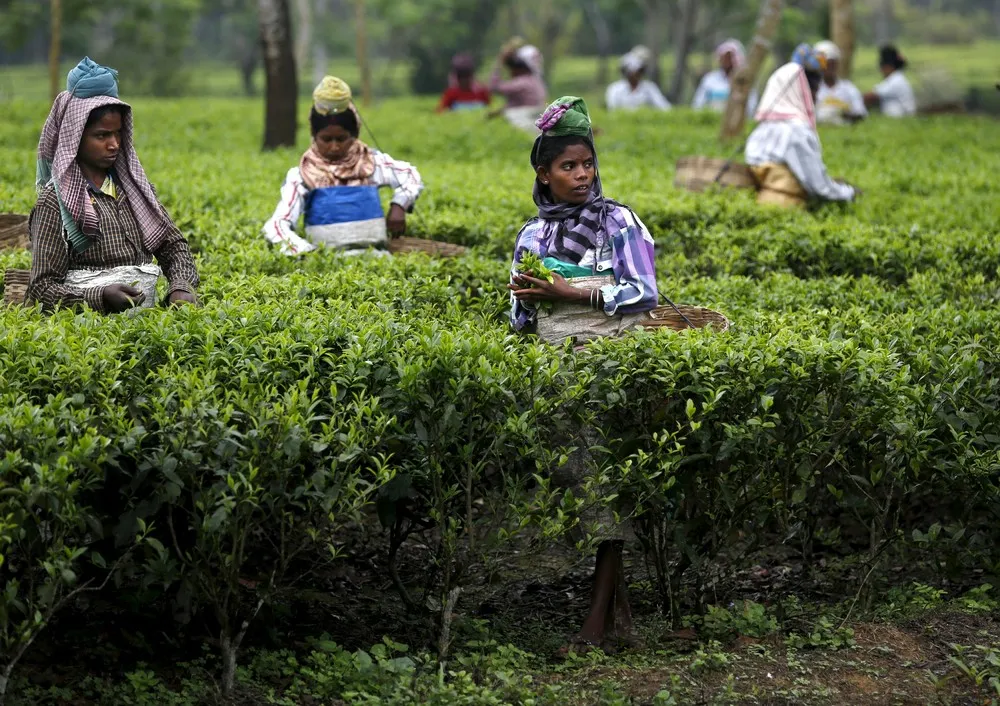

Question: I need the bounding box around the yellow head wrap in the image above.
[312,76,353,115]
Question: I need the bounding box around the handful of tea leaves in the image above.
[515,252,554,285]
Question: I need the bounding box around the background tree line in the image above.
[0,0,997,99]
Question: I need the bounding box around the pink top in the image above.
[489,70,547,108]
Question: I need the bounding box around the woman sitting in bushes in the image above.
[508,97,658,345]
[262,76,424,256]
[745,45,857,209]
[508,96,658,655]
[28,58,200,314]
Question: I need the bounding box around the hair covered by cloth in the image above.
[535,96,591,137]
[814,40,841,62]
[791,43,826,73]
[67,56,119,98]
[620,45,651,74]
[715,39,747,69]
[755,62,817,130]
[312,76,353,115]
[36,57,175,253]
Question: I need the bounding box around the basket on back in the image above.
[0,214,30,251]
[674,156,756,193]
[639,304,730,332]
[3,268,30,306]
[387,237,468,258]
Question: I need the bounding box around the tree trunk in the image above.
[874,0,893,45]
[294,0,312,79]
[830,0,855,79]
[220,633,238,697]
[582,0,612,90]
[312,0,328,88]
[720,0,784,140]
[49,0,62,101]
[354,0,372,107]
[258,0,297,149]
[668,0,698,103]
[239,36,259,96]
[641,0,668,87]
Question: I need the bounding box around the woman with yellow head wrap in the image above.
[262,76,424,256]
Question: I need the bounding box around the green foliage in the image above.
[2,93,1000,701]
[690,601,779,642]
[516,252,554,283]
[785,617,855,651]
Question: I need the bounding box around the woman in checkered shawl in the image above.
[28,57,199,313]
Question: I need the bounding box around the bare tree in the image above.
[640,0,669,86]
[721,0,784,140]
[668,0,698,103]
[830,0,855,78]
[49,0,62,101]
[259,0,298,149]
[294,0,312,76]
[312,0,328,87]
[582,0,612,89]
[874,0,894,45]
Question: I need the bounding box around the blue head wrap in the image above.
[67,57,119,99]
[791,43,825,73]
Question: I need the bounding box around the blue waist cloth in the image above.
[305,185,384,226]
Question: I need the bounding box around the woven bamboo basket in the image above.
[674,156,756,193]
[640,304,730,333]
[3,268,30,306]
[387,237,468,257]
[0,214,29,251]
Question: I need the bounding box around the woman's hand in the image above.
[102,284,145,313]
[386,203,407,236]
[168,289,198,307]
[508,272,593,304]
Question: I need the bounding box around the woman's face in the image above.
[315,124,355,161]
[536,143,595,205]
[719,51,735,73]
[879,62,894,78]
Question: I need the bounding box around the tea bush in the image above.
[1,95,999,701]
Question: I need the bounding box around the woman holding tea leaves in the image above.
[262,76,423,256]
[745,45,857,208]
[27,57,200,314]
[508,96,658,656]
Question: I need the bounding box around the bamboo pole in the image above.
[354,0,372,107]
[49,0,62,101]
[720,0,784,140]
[830,0,855,79]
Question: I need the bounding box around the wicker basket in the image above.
[674,156,756,193]
[3,268,30,306]
[640,304,730,332]
[0,214,29,251]
[387,237,468,257]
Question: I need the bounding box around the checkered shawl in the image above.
[36,91,172,252]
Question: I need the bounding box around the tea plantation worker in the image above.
[814,40,867,125]
[28,57,199,314]
[605,46,671,112]
[487,39,548,132]
[863,45,917,118]
[508,98,659,345]
[693,39,758,115]
[437,53,491,113]
[262,76,424,256]
[745,46,856,208]
[508,97,657,655]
